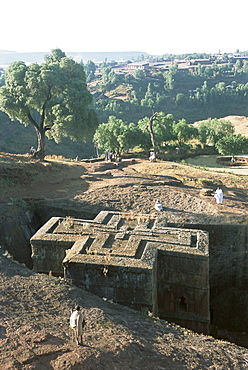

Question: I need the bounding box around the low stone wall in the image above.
[216,156,248,166]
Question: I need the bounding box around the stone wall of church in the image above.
[184,223,248,332]
[157,250,209,333]
[65,261,154,312]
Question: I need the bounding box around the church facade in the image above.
[30,210,210,334]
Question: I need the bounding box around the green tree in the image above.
[138,112,175,152]
[215,134,248,155]
[0,49,99,160]
[164,63,179,89]
[0,68,5,87]
[133,69,145,80]
[172,119,198,144]
[155,112,175,143]
[234,59,243,75]
[198,118,234,145]
[93,116,141,155]
[141,83,155,107]
[175,93,186,106]
[243,60,248,73]
[84,60,97,82]
[124,122,144,150]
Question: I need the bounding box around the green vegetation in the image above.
[196,178,222,188]
[197,118,234,145]
[0,49,99,160]
[215,134,248,155]
[94,113,247,157]
[90,55,248,125]
[93,116,142,155]
[0,51,248,159]
[172,119,198,144]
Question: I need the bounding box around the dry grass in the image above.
[184,155,248,186]
[194,115,248,137]
[223,115,248,136]
[131,158,248,189]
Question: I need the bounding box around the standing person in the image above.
[149,151,156,161]
[214,187,223,204]
[30,146,36,155]
[70,305,84,345]
[155,199,163,211]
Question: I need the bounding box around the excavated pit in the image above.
[0,201,248,344]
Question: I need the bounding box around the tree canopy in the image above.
[93,116,141,155]
[197,118,234,145]
[0,49,99,159]
[94,112,201,156]
[172,119,198,144]
[215,134,248,155]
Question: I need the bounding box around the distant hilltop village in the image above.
[111,54,248,74]
[0,51,150,69]
[0,50,248,70]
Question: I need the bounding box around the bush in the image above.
[197,178,222,189]
[215,134,248,155]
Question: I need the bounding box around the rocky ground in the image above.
[1,248,248,370]
[53,158,248,225]
[2,156,247,224]
[1,155,248,369]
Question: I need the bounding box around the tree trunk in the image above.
[147,112,158,156]
[28,111,46,161]
[34,127,46,160]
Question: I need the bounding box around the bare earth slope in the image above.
[73,159,248,224]
[1,153,248,368]
[222,115,248,137]
[1,154,247,223]
[194,115,248,137]
[1,249,248,370]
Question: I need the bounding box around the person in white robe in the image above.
[155,199,163,211]
[70,305,84,345]
[214,187,223,204]
[149,151,156,161]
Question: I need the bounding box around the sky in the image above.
[1,0,247,56]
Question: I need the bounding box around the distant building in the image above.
[189,59,213,65]
[125,62,149,70]
[233,56,248,62]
